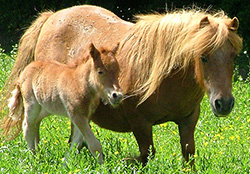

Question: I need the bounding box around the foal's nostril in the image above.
[112,92,118,99]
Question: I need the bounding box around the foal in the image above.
[8,43,123,163]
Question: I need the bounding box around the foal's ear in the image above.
[112,42,120,55]
[199,16,210,28]
[228,17,239,31]
[89,43,100,61]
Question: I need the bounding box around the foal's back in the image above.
[18,59,89,116]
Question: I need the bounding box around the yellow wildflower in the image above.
[236,135,240,140]
[74,169,80,173]
[229,136,235,141]
[160,123,168,127]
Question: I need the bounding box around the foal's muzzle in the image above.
[107,90,123,107]
[210,95,235,117]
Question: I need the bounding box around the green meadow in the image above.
[0,46,250,173]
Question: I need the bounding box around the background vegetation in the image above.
[0,47,250,173]
[0,0,249,79]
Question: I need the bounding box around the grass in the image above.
[0,46,250,173]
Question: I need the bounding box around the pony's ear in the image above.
[228,17,239,31]
[199,16,210,28]
[112,42,120,54]
[89,43,100,61]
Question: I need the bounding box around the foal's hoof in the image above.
[77,141,88,151]
[97,152,105,164]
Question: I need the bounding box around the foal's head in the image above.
[89,43,123,107]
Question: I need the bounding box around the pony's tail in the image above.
[0,11,53,127]
[1,85,24,140]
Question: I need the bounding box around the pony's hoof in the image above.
[122,157,139,165]
[122,155,150,167]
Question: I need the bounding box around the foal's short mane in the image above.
[122,9,242,104]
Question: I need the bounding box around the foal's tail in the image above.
[0,11,53,133]
[0,11,53,140]
[1,85,24,140]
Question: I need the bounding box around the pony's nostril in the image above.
[215,99,222,111]
[213,96,234,116]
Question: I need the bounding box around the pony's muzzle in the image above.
[211,95,234,117]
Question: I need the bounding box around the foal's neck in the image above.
[73,58,97,93]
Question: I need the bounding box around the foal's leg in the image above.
[176,106,200,169]
[69,123,87,150]
[34,109,50,149]
[23,101,41,152]
[71,116,104,164]
[63,121,89,165]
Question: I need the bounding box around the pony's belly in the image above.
[91,92,202,132]
[91,103,132,132]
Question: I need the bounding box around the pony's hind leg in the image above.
[71,116,104,164]
[22,101,42,152]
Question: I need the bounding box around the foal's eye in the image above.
[201,55,208,63]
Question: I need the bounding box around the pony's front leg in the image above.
[71,116,104,164]
[131,117,155,165]
[176,106,200,169]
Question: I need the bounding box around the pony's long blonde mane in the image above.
[122,9,242,104]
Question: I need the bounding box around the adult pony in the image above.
[0,5,242,166]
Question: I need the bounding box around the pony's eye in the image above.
[201,55,208,63]
[98,71,103,75]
